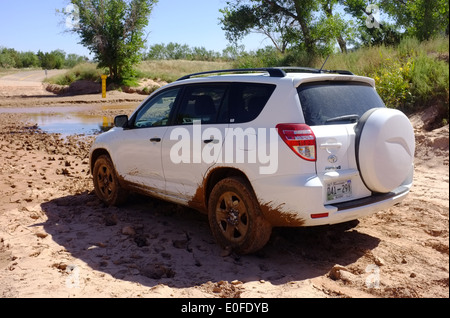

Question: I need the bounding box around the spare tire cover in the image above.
[355,108,415,193]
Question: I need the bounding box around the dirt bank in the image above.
[0,81,448,298]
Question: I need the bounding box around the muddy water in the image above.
[0,104,137,136]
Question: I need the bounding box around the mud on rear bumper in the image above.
[310,184,411,227]
[254,174,412,227]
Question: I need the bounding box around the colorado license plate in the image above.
[326,179,352,201]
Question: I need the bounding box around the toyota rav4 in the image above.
[89,67,415,254]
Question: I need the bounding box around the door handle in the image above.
[319,142,342,149]
[204,139,220,144]
[150,137,161,142]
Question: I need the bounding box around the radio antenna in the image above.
[319,55,330,73]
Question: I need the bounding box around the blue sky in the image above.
[0,0,269,57]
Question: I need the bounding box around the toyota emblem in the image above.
[328,155,338,163]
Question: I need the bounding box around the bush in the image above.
[120,76,140,88]
[0,52,16,68]
[371,52,448,118]
[374,57,414,109]
[71,63,103,82]
[410,54,449,101]
[39,50,66,70]
[45,63,103,85]
[410,53,449,126]
[232,47,284,68]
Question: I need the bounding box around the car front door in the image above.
[113,87,180,194]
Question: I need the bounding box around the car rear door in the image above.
[297,80,387,204]
[161,83,230,202]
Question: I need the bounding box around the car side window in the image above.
[175,85,228,125]
[133,88,180,128]
[229,83,276,123]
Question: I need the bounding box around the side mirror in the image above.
[114,115,129,128]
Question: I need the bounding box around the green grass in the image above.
[44,63,104,85]
[318,36,449,76]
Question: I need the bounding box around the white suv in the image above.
[89,67,415,254]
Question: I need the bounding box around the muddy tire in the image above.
[208,177,272,255]
[93,155,128,206]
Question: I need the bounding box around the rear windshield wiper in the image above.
[325,114,360,124]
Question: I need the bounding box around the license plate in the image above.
[326,179,352,201]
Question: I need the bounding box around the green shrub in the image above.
[45,63,104,85]
[232,47,285,68]
[410,53,449,125]
[373,57,414,110]
[398,37,423,57]
[410,54,449,101]
[71,63,102,82]
[120,77,140,87]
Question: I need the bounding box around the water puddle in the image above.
[0,104,137,136]
[27,113,115,136]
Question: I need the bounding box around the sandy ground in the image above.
[0,76,448,299]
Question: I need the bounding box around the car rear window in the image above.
[297,81,385,126]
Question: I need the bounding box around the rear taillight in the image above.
[276,123,316,161]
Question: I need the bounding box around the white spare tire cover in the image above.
[355,108,415,193]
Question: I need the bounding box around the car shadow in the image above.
[40,191,380,290]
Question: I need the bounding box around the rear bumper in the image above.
[332,185,409,211]
[312,184,410,226]
[252,173,412,227]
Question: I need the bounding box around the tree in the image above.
[220,0,352,56]
[319,0,350,53]
[379,0,449,41]
[39,50,66,70]
[220,2,294,53]
[65,53,87,68]
[61,0,158,80]
[0,48,17,68]
[342,0,449,46]
[146,43,166,60]
[164,42,190,60]
[341,0,402,47]
[222,44,246,60]
[19,51,40,68]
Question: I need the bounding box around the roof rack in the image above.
[277,66,320,73]
[277,66,354,75]
[176,67,353,81]
[176,68,286,81]
[321,69,354,75]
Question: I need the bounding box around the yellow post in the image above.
[101,75,108,98]
[103,116,108,129]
